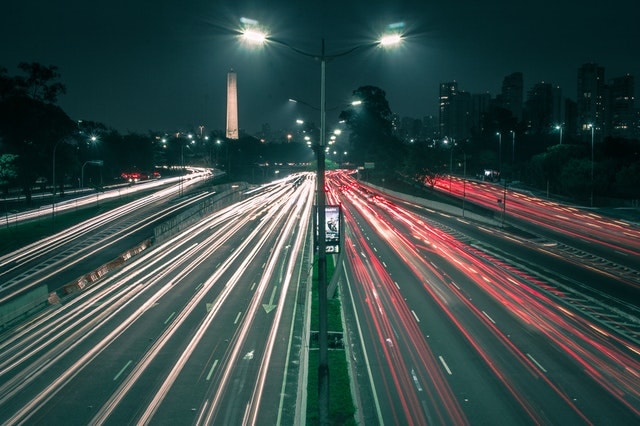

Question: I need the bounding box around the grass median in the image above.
[307,255,356,425]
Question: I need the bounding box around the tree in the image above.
[339,86,402,176]
[0,63,74,204]
[0,153,19,196]
[15,62,66,103]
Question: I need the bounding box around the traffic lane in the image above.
[100,185,310,424]
[393,195,640,317]
[242,215,312,426]
[0,183,296,422]
[339,185,639,423]
[375,194,640,421]
[0,198,252,397]
[341,199,536,425]
[345,198,465,423]
[420,246,640,423]
[389,184,640,279]
[10,225,245,425]
[0,188,214,305]
[445,177,640,257]
[193,183,314,425]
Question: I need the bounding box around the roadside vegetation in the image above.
[307,255,356,425]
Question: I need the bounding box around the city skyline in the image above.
[433,63,637,145]
[2,1,639,134]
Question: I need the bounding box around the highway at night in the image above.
[0,174,314,424]
[0,169,638,424]
[329,170,640,424]
[0,170,215,309]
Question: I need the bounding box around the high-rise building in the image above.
[226,70,238,140]
[421,115,439,141]
[439,82,471,140]
[524,82,562,134]
[577,63,605,138]
[500,72,523,122]
[470,92,492,135]
[606,74,635,138]
[564,98,578,139]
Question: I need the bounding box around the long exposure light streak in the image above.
[0,173,314,424]
[329,170,640,422]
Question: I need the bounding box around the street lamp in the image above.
[496,131,502,179]
[555,124,563,145]
[444,137,455,192]
[51,139,65,219]
[510,130,515,164]
[588,124,595,206]
[241,21,402,424]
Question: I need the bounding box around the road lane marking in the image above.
[482,311,496,324]
[113,360,132,381]
[411,310,420,322]
[262,286,277,313]
[411,369,423,391]
[206,359,218,381]
[234,311,242,324]
[439,356,452,375]
[527,353,547,373]
[164,312,176,324]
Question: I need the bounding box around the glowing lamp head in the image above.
[242,29,267,44]
[379,33,402,47]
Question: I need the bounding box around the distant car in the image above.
[121,171,149,183]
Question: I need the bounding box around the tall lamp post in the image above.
[461,150,467,217]
[588,124,595,206]
[52,139,63,219]
[242,23,402,424]
[510,130,515,163]
[555,124,563,145]
[444,137,455,192]
[496,131,502,179]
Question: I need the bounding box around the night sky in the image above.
[2,0,639,135]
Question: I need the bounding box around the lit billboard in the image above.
[315,205,342,253]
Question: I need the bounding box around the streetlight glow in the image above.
[379,33,402,47]
[555,124,563,145]
[242,28,267,44]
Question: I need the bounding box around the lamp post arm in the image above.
[267,36,374,62]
